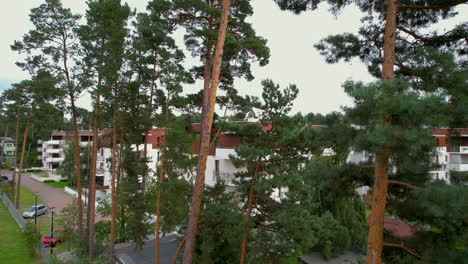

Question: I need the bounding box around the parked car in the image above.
[42,229,72,247]
[9,167,15,171]
[22,204,48,218]
[0,176,8,181]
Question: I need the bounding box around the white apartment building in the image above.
[429,128,468,183]
[38,130,94,171]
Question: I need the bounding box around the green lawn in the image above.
[0,201,40,264]
[44,181,70,188]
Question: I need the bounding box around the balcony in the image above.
[435,147,446,153]
[37,155,42,160]
[96,169,105,176]
[37,147,43,152]
[448,164,468,171]
[48,140,66,145]
[460,146,468,154]
[213,171,235,185]
[46,148,62,154]
[45,157,64,163]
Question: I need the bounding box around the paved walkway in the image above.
[2,169,108,222]
[2,169,73,214]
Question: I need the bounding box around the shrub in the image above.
[60,179,68,182]
[43,179,56,183]
[23,223,40,257]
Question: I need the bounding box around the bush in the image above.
[25,169,44,173]
[60,179,68,182]
[43,179,56,183]
[23,223,40,257]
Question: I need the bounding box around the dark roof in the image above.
[0,137,14,142]
[114,235,181,264]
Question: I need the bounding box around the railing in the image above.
[46,148,62,154]
[460,146,468,154]
[45,157,63,163]
[448,164,468,171]
[213,171,235,185]
[0,191,26,230]
[37,147,43,152]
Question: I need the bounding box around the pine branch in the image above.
[398,0,467,10]
[254,225,279,233]
[384,242,422,259]
[388,180,422,190]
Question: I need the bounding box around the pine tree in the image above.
[11,0,86,239]
[77,0,130,258]
[274,1,467,263]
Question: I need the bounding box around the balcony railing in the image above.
[213,171,235,185]
[448,164,468,171]
[460,146,468,154]
[46,148,62,154]
[37,147,43,152]
[45,157,64,163]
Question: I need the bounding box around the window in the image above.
[215,160,220,172]
[445,155,448,162]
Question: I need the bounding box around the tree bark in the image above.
[109,110,119,263]
[366,1,397,263]
[15,109,32,209]
[88,89,101,260]
[63,44,84,241]
[182,0,232,262]
[1,124,8,163]
[12,95,22,202]
[143,52,157,191]
[240,158,261,264]
[155,96,169,264]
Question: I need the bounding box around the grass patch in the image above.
[45,180,70,188]
[0,201,40,264]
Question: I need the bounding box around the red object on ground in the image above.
[42,229,71,247]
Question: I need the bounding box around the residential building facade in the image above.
[430,128,468,183]
[0,137,16,156]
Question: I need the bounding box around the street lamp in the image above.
[34,192,38,233]
[49,206,55,254]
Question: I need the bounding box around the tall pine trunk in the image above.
[15,109,32,209]
[1,124,9,162]
[63,45,84,241]
[240,159,261,264]
[143,52,157,191]
[155,97,169,264]
[88,89,101,259]
[366,0,397,263]
[109,110,119,262]
[183,0,232,262]
[12,96,22,202]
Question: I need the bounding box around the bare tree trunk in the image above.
[1,124,9,162]
[12,96,22,201]
[15,109,32,209]
[240,159,260,264]
[143,52,157,191]
[109,110,119,263]
[89,90,101,259]
[63,44,84,241]
[155,97,169,264]
[182,0,232,262]
[366,1,397,263]
[117,129,124,242]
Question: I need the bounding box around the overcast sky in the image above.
[1,1,466,115]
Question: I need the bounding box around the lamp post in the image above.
[34,192,38,233]
[49,207,55,254]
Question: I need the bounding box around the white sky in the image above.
[1,1,466,115]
